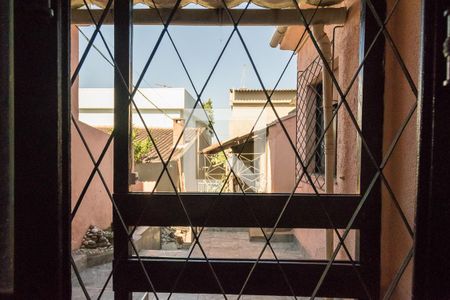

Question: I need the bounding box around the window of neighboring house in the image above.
[311,82,339,178]
[296,57,326,190]
[313,82,325,175]
[296,56,339,190]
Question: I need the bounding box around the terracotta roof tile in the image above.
[94,126,203,163]
[135,127,201,163]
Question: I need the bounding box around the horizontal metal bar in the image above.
[114,193,365,228]
[114,258,365,298]
[72,8,347,26]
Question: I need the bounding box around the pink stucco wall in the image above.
[268,114,335,259]
[294,0,361,195]
[71,26,113,250]
[71,27,79,119]
[71,122,114,250]
[380,0,420,297]
[284,0,420,295]
[268,115,296,193]
[289,0,361,260]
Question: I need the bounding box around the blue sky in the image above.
[78,24,297,138]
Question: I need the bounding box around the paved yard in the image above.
[140,228,307,260]
[73,228,311,300]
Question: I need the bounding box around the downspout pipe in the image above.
[312,24,336,259]
[269,1,347,49]
[270,26,288,48]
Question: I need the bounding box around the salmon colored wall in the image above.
[71,25,113,250]
[71,122,114,250]
[332,0,361,196]
[291,0,361,260]
[381,0,420,298]
[268,115,296,193]
[71,27,79,119]
[295,0,361,195]
[268,114,336,260]
[288,2,421,293]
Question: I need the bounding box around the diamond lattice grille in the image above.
[69,0,420,298]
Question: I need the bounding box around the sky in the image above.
[78,23,298,139]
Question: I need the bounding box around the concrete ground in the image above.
[140,228,306,260]
[73,228,311,300]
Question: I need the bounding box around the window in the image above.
[313,82,325,175]
[296,57,325,189]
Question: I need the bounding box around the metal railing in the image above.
[199,153,267,193]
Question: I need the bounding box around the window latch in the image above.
[26,0,54,22]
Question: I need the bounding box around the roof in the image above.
[97,126,204,163]
[230,88,296,105]
[201,128,266,155]
[266,109,296,128]
[135,127,203,163]
[230,88,298,93]
[202,110,296,155]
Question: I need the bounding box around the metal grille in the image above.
[69,0,420,299]
[199,153,230,193]
[296,56,325,190]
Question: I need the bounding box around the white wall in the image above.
[79,88,190,109]
[78,87,205,128]
[181,143,199,192]
[79,110,183,128]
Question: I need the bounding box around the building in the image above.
[77,86,212,193]
[202,111,297,194]
[229,88,296,137]
[271,0,425,297]
[133,120,211,193]
[78,87,203,129]
[78,87,212,193]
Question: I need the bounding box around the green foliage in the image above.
[132,128,153,164]
[208,152,229,185]
[209,152,227,168]
[204,98,215,131]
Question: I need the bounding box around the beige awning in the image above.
[71,0,347,27]
[72,0,343,9]
[72,0,294,9]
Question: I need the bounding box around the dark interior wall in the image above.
[14,0,71,298]
[0,0,14,297]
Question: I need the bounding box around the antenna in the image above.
[154,83,172,88]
